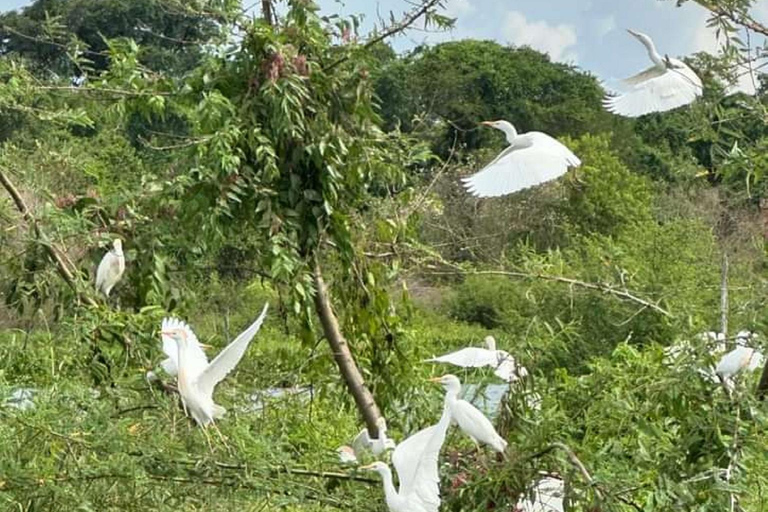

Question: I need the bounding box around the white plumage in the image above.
[426,336,528,383]
[161,303,269,426]
[715,345,764,380]
[462,121,580,198]
[352,416,397,456]
[432,374,507,453]
[603,29,702,117]
[362,405,451,512]
[95,239,125,297]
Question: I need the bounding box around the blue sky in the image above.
[1,0,765,91]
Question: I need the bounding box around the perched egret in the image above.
[426,336,528,383]
[431,374,507,453]
[715,345,764,381]
[362,405,451,512]
[95,239,125,297]
[461,120,581,198]
[603,29,702,117]
[160,303,268,432]
[337,417,396,463]
[353,416,397,456]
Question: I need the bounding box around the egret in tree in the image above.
[160,303,269,446]
[95,239,125,297]
[431,374,507,453]
[426,336,528,383]
[361,405,451,512]
[603,29,702,117]
[338,416,397,463]
[715,345,764,381]
[461,121,581,198]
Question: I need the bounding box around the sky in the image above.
[1,0,765,92]
[316,0,768,94]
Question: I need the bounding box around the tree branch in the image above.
[0,168,97,307]
[426,268,672,317]
[323,0,443,71]
[697,1,768,38]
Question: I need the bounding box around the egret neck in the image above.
[495,121,518,144]
[377,465,402,511]
[630,29,664,68]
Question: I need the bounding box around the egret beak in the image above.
[200,343,214,349]
[428,377,443,383]
[626,28,640,37]
[480,121,493,126]
[359,463,376,470]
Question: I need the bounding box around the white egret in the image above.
[431,374,507,453]
[715,345,764,381]
[336,417,397,463]
[361,405,451,512]
[160,303,268,433]
[603,29,702,117]
[426,336,528,383]
[95,239,125,297]
[461,121,581,198]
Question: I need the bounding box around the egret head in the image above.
[112,238,123,254]
[360,461,389,475]
[429,374,462,393]
[626,29,653,47]
[484,335,496,351]
[161,328,188,347]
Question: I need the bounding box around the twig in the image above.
[323,0,443,71]
[700,2,768,38]
[427,268,672,317]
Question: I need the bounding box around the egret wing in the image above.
[351,427,371,455]
[453,399,507,452]
[604,63,702,117]
[196,303,269,397]
[462,133,580,198]
[621,64,665,87]
[494,358,528,383]
[392,409,451,512]
[160,317,208,378]
[426,347,498,368]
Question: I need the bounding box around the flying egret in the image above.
[95,238,125,297]
[461,121,581,198]
[431,374,507,453]
[603,29,702,117]
[426,336,528,383]
[361,405,451,512]
[160,303,269,438]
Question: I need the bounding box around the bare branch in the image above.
[426,268,672,317]
[323,0,443,72]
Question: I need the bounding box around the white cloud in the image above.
[594,15,616,39]
[502,10,578,63]
[444,0,475,18]
[752,2,768,24]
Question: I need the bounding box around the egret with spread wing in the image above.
[461,120,580,198]
[95,239,125,297]
[362,404,451,512]
[431,374,507,453]
[426,336,528,383]
[161,303,269,439]
[603,29,702,117]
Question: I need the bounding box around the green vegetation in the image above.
[1,0,768,510]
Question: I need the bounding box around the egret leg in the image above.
[211,421,234,454]
[200,424,215,453]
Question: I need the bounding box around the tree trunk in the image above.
[261,0,274,26]
[313,261,381,437]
